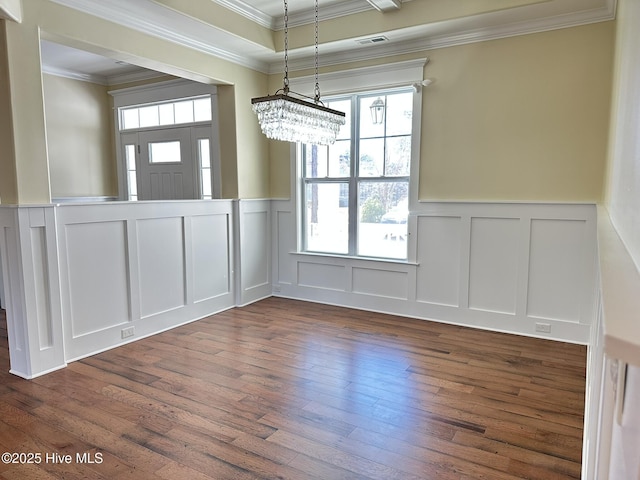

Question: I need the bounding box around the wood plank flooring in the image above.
[0,298,587,479]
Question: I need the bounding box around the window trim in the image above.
[298,87,415,261]
[293,60,426,262]
[299,86,419,261]
[290,59,427,263]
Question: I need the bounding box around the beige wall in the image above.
[233,75,271,199]
[3,15,51,204]
[43,74,117,198]
[0,0,270,203]
[422,22,613,202]
[605,0,640,267]
[0,21,17,204]
[1,1,615,204]
[269,22,614,203]
[217,85,239,199]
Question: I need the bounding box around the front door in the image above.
[138,128,195,200]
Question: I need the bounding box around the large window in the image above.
[302,89,413,260]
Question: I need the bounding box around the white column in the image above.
[0,205,66,378]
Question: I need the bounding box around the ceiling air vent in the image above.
[356,36,389,45]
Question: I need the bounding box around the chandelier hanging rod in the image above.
[250,0,346,145]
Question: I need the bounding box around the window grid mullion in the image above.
[382,94,388,177]
[349,95,359,256]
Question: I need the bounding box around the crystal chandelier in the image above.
[251,0,345,145]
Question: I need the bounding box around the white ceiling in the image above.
[40,0,616,85]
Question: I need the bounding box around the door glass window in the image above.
[139,105,160,128]
[158,104,174,125]
[149,141,181,164]
[119,96,211,130]
[125,144,138,201]
[199,138,212,199]
[174,100,195,124]
[122,109,139,130]
[194,98,212,122]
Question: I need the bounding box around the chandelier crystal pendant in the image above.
[251,0,346,145]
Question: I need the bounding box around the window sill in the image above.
[290,251,419,267]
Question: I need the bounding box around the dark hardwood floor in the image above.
[0,298,586,479]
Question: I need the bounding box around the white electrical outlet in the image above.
[535,323,551,334]
[121,326,135,339]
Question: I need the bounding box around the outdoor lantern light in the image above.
[369,97,385,125]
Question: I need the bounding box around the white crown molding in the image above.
[276,0,375,29]
[213,0,380,30]
[212,0,274,29]
[50,0,270,72]
[366,0,402,13]
[41,64,108,85]
[276,0,617,73]
[41,63,165,86]
[279,0,416,29]
[207,0,415,30]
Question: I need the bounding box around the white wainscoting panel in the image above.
[274,202,597,344]
[298,261,347,291]
[20,207,65,376]
[65,221,130,337]
[2,224,23,357]
[0,210,27,370]
[137,216,186,318]
[57,201,236,362]
[237,200,272,306]
[352,267,409,300]
[275,206,295,286]
[30,226,53,348]
[0,206,66,378]
[416,215,462,307]
[242,212,269,289]
[191,214,231,302]
[468,217,520,315]
[5,224,27,358]
[527,219,587,323]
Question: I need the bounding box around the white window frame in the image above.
[301,88,414,259]
[291,59,428,263]
[109,79,222,201]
